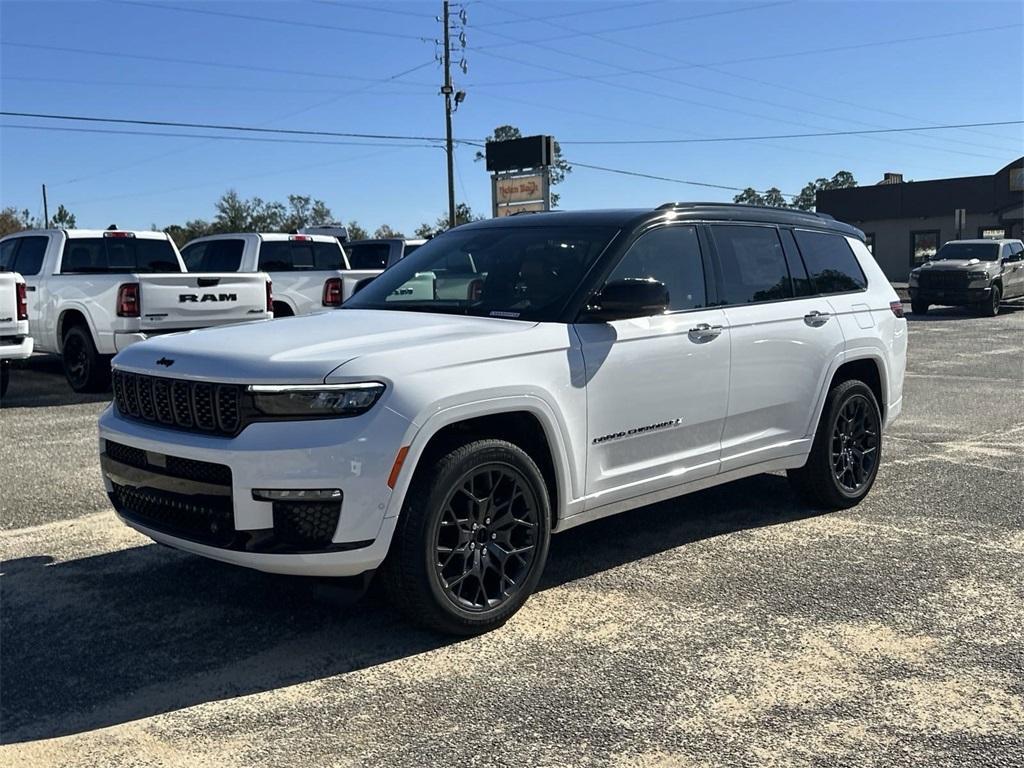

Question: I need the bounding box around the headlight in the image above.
[968,271,989,281]
[248,383,384,418]
[909,270,920,286]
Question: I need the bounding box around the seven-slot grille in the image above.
[918,270,970,289]
[112,370,242,436]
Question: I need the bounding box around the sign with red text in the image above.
[495,174,545,205]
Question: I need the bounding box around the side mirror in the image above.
[585,278,669,321]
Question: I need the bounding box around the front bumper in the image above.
[909,285,991,305]
[98,402,412,577]
[0,335,33,361]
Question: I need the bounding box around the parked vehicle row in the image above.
[97,204,908,635]
[0,226,420,393]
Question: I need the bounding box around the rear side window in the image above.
[346,243,390,270]
[61,237,181,274]
[257,241,344,271]
[608,225,707,311]
[0,236,48,275]
[710,225,792,305]
[182,239,244,272]
[794,230,867,293]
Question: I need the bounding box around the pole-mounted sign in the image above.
[486,135,556,218]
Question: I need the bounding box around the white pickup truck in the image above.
[344,237,427,270]
[181,233,381,316]
[0,229,273,392]
[0,270,33,397]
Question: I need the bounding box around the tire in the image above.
[380,439,552,635]
[911,300,928,315]
[980,284,1001,317]
[0,361,9,399]
[788,379,882,510]
[62,325,111,393]
[272,301,293,318]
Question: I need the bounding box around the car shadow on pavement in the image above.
[1,355,111,408]
[905,303,1023,322]
[1,473,821,744]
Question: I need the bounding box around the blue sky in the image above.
[1,0,1021,234]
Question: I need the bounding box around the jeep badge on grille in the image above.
[156,357,174,367]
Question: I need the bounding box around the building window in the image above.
[864,233,875,255]
[911,230,940,267]
[979,227,1006,240]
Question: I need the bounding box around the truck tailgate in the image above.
[138,273,269,330]
[0,273,23,337]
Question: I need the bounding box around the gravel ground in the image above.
[2,304,1022,767]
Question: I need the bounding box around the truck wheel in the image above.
[380,439,551,635]
[62,325,111,393]
[272,301,293,318]
[0,361,9,399]
[910,301,928,315]
[980,284,1001,317]
[788,379,882,510]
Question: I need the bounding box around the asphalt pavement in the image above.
[1,304,1022,767]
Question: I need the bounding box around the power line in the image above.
[465,23,1022,86]
[476,1,1022,157]
[568,161,800,197]
[107,0,431,41]
[0,111,457,144]
[559,121,1024,145]
[0,42,437,87]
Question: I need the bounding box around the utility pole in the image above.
[41,184,49,228]
[441,1,456,229]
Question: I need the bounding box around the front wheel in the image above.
[980,284,1001,317]
[62,325,111,393]
[788,380,882,509]
[380,439,552,635]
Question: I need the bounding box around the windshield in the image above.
[934,242,999,262]
[343,225,617,322]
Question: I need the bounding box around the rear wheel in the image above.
[62,325,111,393]
[0,361,9,399]
[381,439,551,635]
[272,301,294,318]
[911,300,928,315]
[980,284,1001,317]
[788,379,882,509]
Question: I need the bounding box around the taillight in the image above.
[16,282,28,321]
[266,280,273,313]
[467,279,483,302]
[117,282,140,317]
[289,234,311,242]
[889,300,905,318]
[322,277,343,306]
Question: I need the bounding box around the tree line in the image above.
[733,171,858,210]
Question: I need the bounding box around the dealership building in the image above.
[816,157,1024,281]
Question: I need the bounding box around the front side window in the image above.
[61,237,181,274]
[711,225,792,305]
[344,225,617,322]
[606,226,707,311]
[793,229,867,293]
[182,239,244,272]
[911,231,940,266]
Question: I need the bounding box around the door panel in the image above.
[576,309,730,504]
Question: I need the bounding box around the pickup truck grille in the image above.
[918,271,970,289]
[112,370,242,436]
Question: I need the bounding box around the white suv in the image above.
[98,205,907,634]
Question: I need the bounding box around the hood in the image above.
[917,258,993,271]
[112,310,538,383]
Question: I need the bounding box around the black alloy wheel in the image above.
[433,464,540,612]
[61,325,110,393]
[830,394,879,494]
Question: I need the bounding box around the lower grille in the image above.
[112,483,235,547]
[105,440,233,486]
[273,502,342,551]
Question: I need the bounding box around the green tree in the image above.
[474,125,572,207]
[346,220,369,241]
[0,207,32,237]
[164,219,214,248]
[413,222,435,239]
[373,224,405,239]
[733,188,766,206]
[791,171,859,211]
[50,204,77,228]
[761,187,789,208]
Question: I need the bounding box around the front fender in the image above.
[384,393,580,524]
